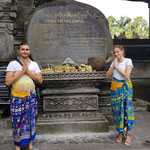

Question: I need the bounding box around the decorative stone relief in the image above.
[0,0,17,61]
[42,72,106,80]
[43,95,98,112]
[41,111,105,121]
[99,96,111,106]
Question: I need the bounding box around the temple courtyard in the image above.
[0,110,150,150]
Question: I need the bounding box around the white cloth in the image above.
[110,58,133,80]
[6,60,41,92]
[6,60,41,73]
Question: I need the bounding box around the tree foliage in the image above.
[107,16,149,39]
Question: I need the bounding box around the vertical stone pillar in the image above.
[0,0,17,62]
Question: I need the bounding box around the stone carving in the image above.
[42,80,99,88]
[0,67,10,103]
[43,95,98,111]
[25,0,111,133]
[99,96,111,106]
[61,57,77,65]
[0,0,11,7]
[27,1,112,66]
[41,111,105,120]
[0,0,17,61]
[42,71,106,80]
[88,57,105,71]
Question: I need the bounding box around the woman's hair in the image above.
[112,45,125,56]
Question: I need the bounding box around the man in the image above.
[5,42,42,150]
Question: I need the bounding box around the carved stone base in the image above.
[42,88,100,112]
[41,111,105,121]
[43,95,98,112]
[39,79,109,134]
[37,111,109,134]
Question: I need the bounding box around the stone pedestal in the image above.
[37,112,108,134]
[42,88,99,112]
[37,72,109,134]
[25,0,112,134]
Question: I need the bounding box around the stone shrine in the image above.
[26,0,112,134]
[27,0,112,67]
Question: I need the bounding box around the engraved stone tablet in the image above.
[27,1,112,66]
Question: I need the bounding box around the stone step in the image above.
[36,118,109,135]
[99,90,110,96]
[7,112,109,134]
[133,98,149,111]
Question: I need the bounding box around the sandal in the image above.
[116,133,124,143]
[124,134,131,146]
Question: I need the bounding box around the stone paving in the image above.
[0,111,150,150]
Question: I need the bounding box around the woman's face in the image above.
[113,47,124,59]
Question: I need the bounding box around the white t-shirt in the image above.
[6,60,41,73]
[6,60,41,92]
[110,58,133,80]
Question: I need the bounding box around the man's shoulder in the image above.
[30,60,40,69]
[10,60,17,63]
[8,60,17,65]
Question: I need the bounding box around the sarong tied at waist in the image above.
[110,77,135,132]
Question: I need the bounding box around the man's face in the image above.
[18,45,31,58]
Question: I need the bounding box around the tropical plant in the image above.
[107,16,149,39]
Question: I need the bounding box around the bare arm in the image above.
[26,70,43,84]
[106,67,114,79]
[5,63,28,86]
[5,71,25,86]
[106,58,118,79]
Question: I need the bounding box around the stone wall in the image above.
[0,0,17,62]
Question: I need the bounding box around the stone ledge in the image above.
[36,118,109,134]
[133,98,149,111]
[42,88,100,95]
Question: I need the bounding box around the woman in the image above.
[106,45,135,146]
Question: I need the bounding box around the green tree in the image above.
[107,16,149,39]
[116,16,131,30]
[130,16,149,39]
[107,16,118,38]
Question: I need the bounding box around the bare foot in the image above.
[16,146,21,150]
[28,141,33,150]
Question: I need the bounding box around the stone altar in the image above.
[37,71,109,134]
[26,0,112,134]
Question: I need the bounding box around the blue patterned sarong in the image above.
[110,77,135,132]
[10,90,37,146]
